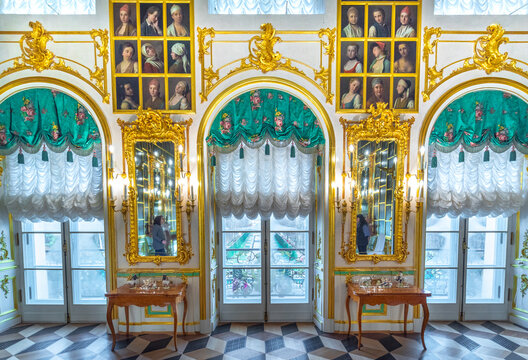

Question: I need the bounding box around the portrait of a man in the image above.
[368,6,391,38]
[116,77,139,110]
[140,4,163,36]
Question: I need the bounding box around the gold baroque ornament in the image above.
[118,108,193,266]
[0,275,8,298]
[473,24,509,74]
[314,274,321,312]
[248,23,282,72]
[17,21,55,72]
[521,274,528,297]
[521,229,528,259]
[340,103,414,264]
[0,231,8,261]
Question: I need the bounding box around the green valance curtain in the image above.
[206,89,325,153]
[429,90,528,153]
[0,89,101,156]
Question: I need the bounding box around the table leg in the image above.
[125,306,130,336]
[357,299,363,349]
[403,304,409,336]
[107,302,116,351]
[182,297,187,336]
[173,301,178,351]
[346,295,351,336]
[421,301,430,350]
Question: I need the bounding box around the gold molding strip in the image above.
[422,24,528,102]
[197,23,335,104]
[0,21,109,103]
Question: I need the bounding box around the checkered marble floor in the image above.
[0,321,526,359]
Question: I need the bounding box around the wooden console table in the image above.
[346,283,431,350]
[105,283,187,351]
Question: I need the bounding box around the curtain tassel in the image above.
[265,142,270,155]
[483,146,490,162]
[210,154,216,167]
[17,148,24,164]
[458,148,465,163]
[430,150,437,168]
[317,154,322,167]
[92,150,98,167]
[41,145,49,162]
[290,144,296,158]
[67,148,73,163]
[510,147,516,162]
[239,146,244,159]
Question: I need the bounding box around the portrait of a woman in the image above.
[114,4,137,36]
[141,42,164,73]
[342,6,363,38]
[369,42,390,73]
[341,78,362,110]
[342,43,363,73]
[169,42,190,73]
[393,79,415,110]
[168,80,190,110]
[167,4,189,37]
[115,42,138,74]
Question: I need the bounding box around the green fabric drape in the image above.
[206,89,325,152]
[0,89,101,156]
[429,90,528,154]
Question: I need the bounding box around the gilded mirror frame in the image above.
[119,109,193,265]
[341,103,413,263]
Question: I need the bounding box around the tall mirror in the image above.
[341,104,413,263]
[119,109,192,265]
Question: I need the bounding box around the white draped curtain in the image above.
[427,147,528,218]
[0,0,95,14]
[215,143,316,220]
[0,146,103,222]
[208,0,324,14]
[434,0,528,15]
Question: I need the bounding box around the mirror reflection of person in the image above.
[366,78,387,108]
[145,78,164,110]
[116,42,138,74]
[395,6,416,38]
[394,79,415,110]
[343,44,362,73]
[368,8,389,37]
[142,43,164,73]
[169,43,190,73]
[120,82,138,110]
[342,6,363,38]
[369,42,390,73]
[341,78,362,109]
[357,214,370,255]
[152,215,167,256]
[169,80,190,110]
[115,4,137,36]
[141,6,162,36]
[167,4,189,37]
[393,43,415,73]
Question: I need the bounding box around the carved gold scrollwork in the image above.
[0,275,8,298]
[197,27,219,102]
[521,229,528,259]
[473,24,509,74]
[521,274,528,297]
[0,231,8,261]
[249,23,282,72]
[17,21,55,72]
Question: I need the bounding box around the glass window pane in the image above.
[425,232,458,267]
[467,232,506,267]
[270,268,308,304]
[223,233,261,266]
[270,232,308,266]
[70,233,105,267]
[466,269,505,303]
[21,220,61,232]
[270,215,309,231]
[24,269,64,304]
[223,268,261,304]
[72,270,106,304]
[70,219,104,232]
[23,233,63,268]
[424,268,457,303]
[468,216,508,232]
[222,215,261,232]
[426,215,459,231]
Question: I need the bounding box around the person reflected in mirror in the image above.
[342,6,363,38]
[395,6,416,38]
[394,79,415,110]
[341,78,362,109]
[152,215,167,256]
[366,78,387,108]
[369,42,390,73]
[169,43,190,73]
[368,7,389,37]
[120,81,138,110]
[393,43,415,73]
[116,42,138,74]
[167,4,189,37]
[343,44,363,73]
[357,214,370,255]
[169,80,190,110]
[145,78,164,110]
[115,4,137,36]
[141,5,162,36]
[142,43,164,73]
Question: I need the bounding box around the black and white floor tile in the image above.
[0,321,526,359]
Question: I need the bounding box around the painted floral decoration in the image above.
[51,122,60,141]
[495,125,509,142]
[443,123,454,142]
[75,104,87,125]
[475,102,484,121]
[274,109,284,132]
[249,90,263,111]
[0,125,7,146]
[220,113,232,134]
[20,97,36,122]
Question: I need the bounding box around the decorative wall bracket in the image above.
[0,21,109,103]
[197,23,335,104]
[422,24,528,101]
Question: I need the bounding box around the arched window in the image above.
[434,0,528,15]
[0,0,95,14]
[208,0,324,14]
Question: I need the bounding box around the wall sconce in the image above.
[108,144,129,221]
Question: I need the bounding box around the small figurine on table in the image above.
[395,271,404,287]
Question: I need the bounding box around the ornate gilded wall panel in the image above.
[337,1,421,113]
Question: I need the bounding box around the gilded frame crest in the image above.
[118,109,193,265]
